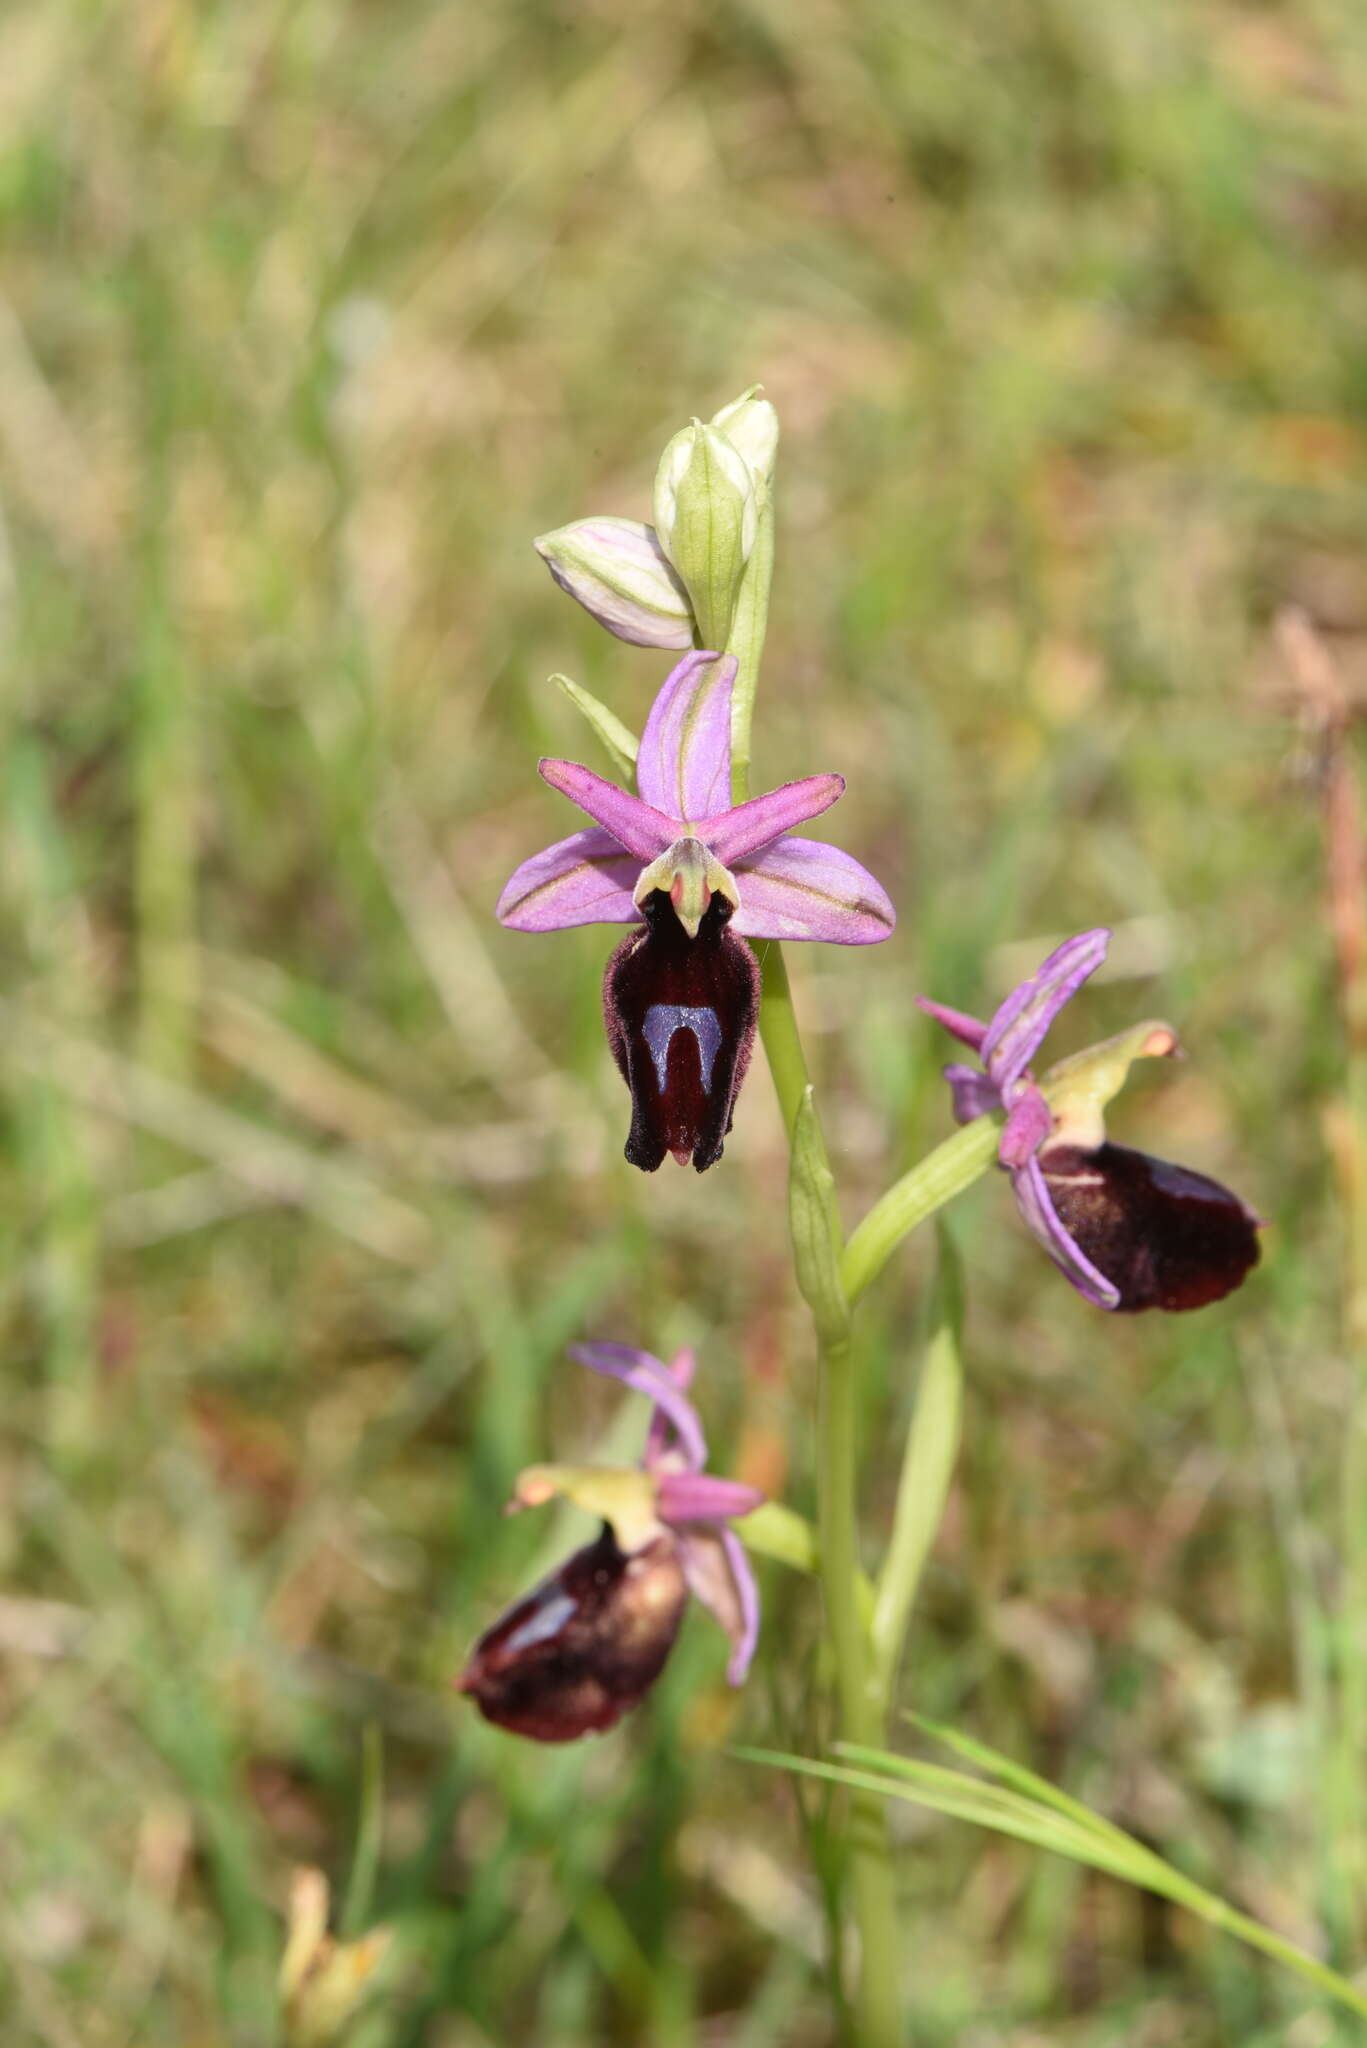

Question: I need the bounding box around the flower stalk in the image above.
[725,463,902,2044]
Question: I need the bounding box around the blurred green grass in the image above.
[1,0,1366,2040]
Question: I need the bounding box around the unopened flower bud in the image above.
[711,387,779,486]
[534,517,694,649]
[653,423,756,648]
[458,1523,688,1741]
[280,1868,390,2048]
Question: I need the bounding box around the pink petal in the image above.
[916,996,988,1054]
[730,836,895,945]
[635,651,736,823]
[1010,1153,1120,1310]
[943,1062,1001,1123]
[496,828,642,931]
[999,1083,1053,1169]
[569,1342,707,1471]
[981,929,1111,1098]
[677,1525,761,1684]
[646,1346,697,1464]
[655,1472,765,1524]
[538,759,678,860]
[668,1346,696,1389]
[696,775,845,864]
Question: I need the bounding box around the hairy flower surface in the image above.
[920,931,1261,1312]
[497,649,894,1168]
[458,1343,763,1741]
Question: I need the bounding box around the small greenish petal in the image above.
[789,1086,850,1346]
[511,1462,662,1553]
[739,1500,819,1575]
[1043,1020,1182,1151]
[552,673,639,781]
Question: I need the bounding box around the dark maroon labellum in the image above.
[1042,1141,1261,1313]
[457,1523,688,1742]
[603,891,760,1172]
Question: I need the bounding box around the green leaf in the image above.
[735,1744,1367,2023]
[551,673,639,782]
[871,1224,963,1687]
[900,1711,1137,1851]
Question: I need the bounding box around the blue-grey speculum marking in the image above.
[643,1005,722,1096]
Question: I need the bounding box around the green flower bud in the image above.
[711,386,779,486]
[653,422,756,648]
[534,516,694,649]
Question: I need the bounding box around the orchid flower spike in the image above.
[919,930,1261,1313]
[497,649,895,1171]
[458,1342,763,1742]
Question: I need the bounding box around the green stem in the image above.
[817,1333,904,2046]
[756,944,812,1138]
[725,471,900,2043]
[739,1502,876,1629]
[341,1724,385,1937]
[843,1117,1001,1303]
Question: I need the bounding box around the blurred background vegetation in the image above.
[1,0,1366,2040]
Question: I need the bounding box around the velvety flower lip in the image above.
[919,931,1261,1313]
[457,1342,763,1740]
[496,648,895,947]
[604,892,759,1172]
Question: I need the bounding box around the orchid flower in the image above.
[458,1343,763,1742]
[919,930,1261,1312]
[497,649,895,1170]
